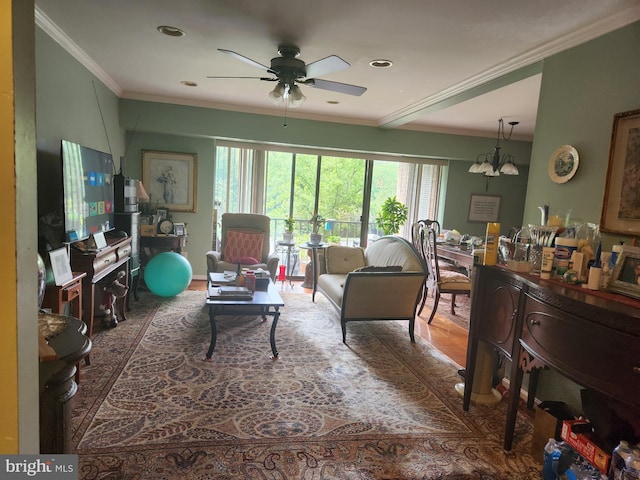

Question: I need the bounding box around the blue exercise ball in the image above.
[144,252,193,297]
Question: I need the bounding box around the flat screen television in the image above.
[61,140,115,243]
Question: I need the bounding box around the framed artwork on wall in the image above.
[142,150,198,213]
[467,194,501,223]
[600,109,640,235]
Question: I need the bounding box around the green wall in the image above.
[522,21,640,410]
[124,132,216,269]
[117,100,532,276]
[35,28,125,168]
[525,22,640,250]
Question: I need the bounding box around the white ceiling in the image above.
[35,0,640,140]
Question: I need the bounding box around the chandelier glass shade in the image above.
[469,118,519,177]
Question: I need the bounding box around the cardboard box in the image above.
[531,401,573,458]
[560,420,611,474]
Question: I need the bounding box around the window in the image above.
[215,141,445,272]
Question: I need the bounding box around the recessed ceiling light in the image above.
[181,81,198,87]
[369,59,393,68]
[157,25,185,37]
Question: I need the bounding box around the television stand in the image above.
[70,235,132,341]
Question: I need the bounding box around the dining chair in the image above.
[421,224,472,323]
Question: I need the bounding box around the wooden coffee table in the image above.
[205,273,284,360]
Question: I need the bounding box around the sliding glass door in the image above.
[215,141,445,277]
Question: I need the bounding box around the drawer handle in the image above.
[511,309,518,320]
[530,319,541,326]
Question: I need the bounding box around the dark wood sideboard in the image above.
[463,265,640,450]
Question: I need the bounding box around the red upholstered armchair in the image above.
[206,213,279,280]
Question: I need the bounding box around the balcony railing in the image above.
[269,218,383,278]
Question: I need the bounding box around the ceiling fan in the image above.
[208,45,367,107]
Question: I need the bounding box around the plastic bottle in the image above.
[484,222,500,266]
[540,247,555,279]
[609,440,632,480]
[624,446,640,480]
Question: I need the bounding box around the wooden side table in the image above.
[42,271,88,375]
[42,271,87,322]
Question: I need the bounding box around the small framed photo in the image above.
[49,247,73,286]
[157,209,168,221]
[607,245,640,300]
[174,222,186,236]
[92,231,107,250]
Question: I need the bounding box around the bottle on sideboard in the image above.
[484,222,500,266]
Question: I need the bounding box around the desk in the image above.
[70,236,131,338]
[436,243,475,274]
[463,265,640,451]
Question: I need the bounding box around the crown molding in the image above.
[379,6,640,128]
[35,6,122,97]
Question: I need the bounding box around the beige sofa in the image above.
[313,236,427,343]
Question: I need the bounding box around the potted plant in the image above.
[376,196,408,235]
[283,216,295,242]
[309,212,325,245]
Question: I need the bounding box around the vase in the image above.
[309,233,322,245]
[283,232,293,242]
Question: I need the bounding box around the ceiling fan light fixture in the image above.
[288,84,306,108]
[268,83,286,105]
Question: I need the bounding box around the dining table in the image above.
[436,242,477,275]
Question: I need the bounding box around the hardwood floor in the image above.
[188,279,468,367]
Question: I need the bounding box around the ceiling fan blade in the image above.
[305,55,350,79]
[306,78,367,96]
[206,76,277,81]
[218,49,270,72]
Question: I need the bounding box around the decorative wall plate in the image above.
[549,145,579,183]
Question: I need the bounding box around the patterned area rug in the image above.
[72,290,538,479]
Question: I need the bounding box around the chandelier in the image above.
[469,118,520,176]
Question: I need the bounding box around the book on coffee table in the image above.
[208,285,253,300]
